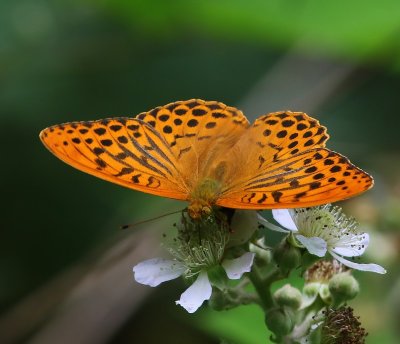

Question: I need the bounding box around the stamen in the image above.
[168,213,229,277]
[293,205,365,252]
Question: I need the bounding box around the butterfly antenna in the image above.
[120,209,183,230]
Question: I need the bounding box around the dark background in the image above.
[1,1,400,343]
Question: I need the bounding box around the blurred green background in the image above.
[1,0,400,343]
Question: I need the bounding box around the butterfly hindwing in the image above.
[217,111,373,209]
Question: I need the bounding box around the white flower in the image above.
[133,252,255,313]
[258,205,386,274]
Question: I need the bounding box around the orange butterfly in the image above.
[40,99,373,219]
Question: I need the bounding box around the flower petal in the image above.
[332,233,369,257]
[176,271,212,313]
[272,209,298,231]
[257,214,291,233]
[296,235,327,257]
[133,258,186,287]
[330,251,387,274]
[222,252,255,280]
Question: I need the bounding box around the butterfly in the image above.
[40,99,373,219]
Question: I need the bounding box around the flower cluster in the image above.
[131,203,386,343]
[133,210,257,313]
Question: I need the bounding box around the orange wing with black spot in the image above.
[41,101,373,212]
[216,111,373,209]
[39,99,248,200]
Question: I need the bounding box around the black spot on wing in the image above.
[272,191,283,202]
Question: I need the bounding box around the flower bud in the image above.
[319,284,332,304]
[227,210,258,247]
[273,284,302,310]
[328,272,359,305]
[249,241,271,267]
[302,282,320,308]
[273,238,301,273]
[265,308,294,336]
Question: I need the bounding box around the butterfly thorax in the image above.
[188,178,222,219]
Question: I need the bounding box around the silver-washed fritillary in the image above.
[40,99,373,218]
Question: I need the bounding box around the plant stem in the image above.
[249,266,281,310]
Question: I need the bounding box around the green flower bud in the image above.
[319,284,332,304]
[273,284,302,310]
[227,210,258,247]
[207,265,228,291]
[302,282,320,308]
[302,282,332,308]
[273,238,301,274]
[303,282,320,296]
[249,241,272,267]
[328,272,359,305]
[265,308,294,336]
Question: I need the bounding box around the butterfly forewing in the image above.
[40,118,188,200]
[40,100,250,201]
[136,99,249,188]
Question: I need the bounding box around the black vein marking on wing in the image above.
[178,146,191,158]
[106,120,171,178]
[66,120,171,184]
[125,129,171,177]
[72,126,122,174]
[245,149,336,189]
[141,123,178,171]
[219,150,314,195]
[248,152,360,196]
[220,149,357,200]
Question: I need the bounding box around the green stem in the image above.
[248,266,281,310]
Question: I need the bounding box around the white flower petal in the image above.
[222,252,255,280]
[332,233,369,257]
[330,251,387,274]
[272,209,298,231]
[176,271,212,313]
[296,235,327,257]
[257,214,291,233]
[133,258,186,287]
